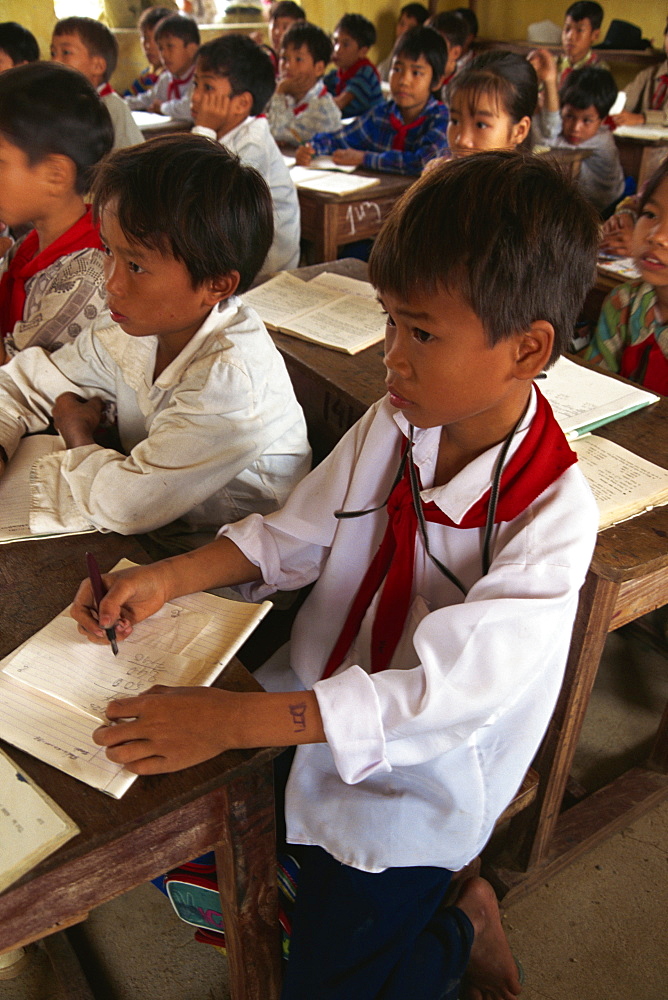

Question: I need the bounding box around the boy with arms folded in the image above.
[0,135,310,550]
[297,25,448,176]
[0,63,113,363]
[191,34,300,276]
[51,16,144,150]
[266,22,342,146]
[323,13,383,116]
[73,153,599,1000]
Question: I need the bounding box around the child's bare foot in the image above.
[457,877,522,1000]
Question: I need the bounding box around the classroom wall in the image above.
[1,0,56,64]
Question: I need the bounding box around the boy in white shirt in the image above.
[72,152,600,1000]
[191,34,300,278]
[51,16,144,150]
[126,13,199,120]
[0,135,310,552]
[266,21,341,146]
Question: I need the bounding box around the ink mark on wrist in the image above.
[289,701,307,732]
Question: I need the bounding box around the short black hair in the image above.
[197,35,275,116]
[0,22,39,64]
[638,156,668,213]
[429,11,468,51]
[392,26,446,90]
[559,65,617,119]
[270,2,306,21]
[91,134,273,293]
[154,13,200,47]
[137,6,174,32]
[281,22,332,67]
[400,4,429,26]
[0,62,113,194]
[335,14,376,50]
[565,2,604,31]
[447,51,538,145]
[53,16,118,81]
[452,7,478,37]
[369,152,599,366]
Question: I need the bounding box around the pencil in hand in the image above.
[85,552,119,655]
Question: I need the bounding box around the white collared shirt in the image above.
[223,392,598,871]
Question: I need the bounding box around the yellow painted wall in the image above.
[0,0,56,63]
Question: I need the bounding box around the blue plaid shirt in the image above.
[310,97,449,176]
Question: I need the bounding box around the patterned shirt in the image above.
[585,280,668,394]
[310,96,449,176]
[557,49,608,88]
[323,59,383,117]
[266,80,342,144]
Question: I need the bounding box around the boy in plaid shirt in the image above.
[297,26,447,176]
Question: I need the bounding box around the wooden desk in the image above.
[0,531,282,1000]
[613,128,668,187]
[297,172,413,263]
[271,263,668,900]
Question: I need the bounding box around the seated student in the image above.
[190,34,300,278]
[266,21,341,146]
[0,21,39,72]
[0,135,310,549]
[133,13,200,119]
[72,151,600,1000]
[557,1,607,88]
[612,17,668,127]
[123,5,172,103]
[585,159,668,394]
[429,11,467,90]
[446,50,536,157]
[51,16,144,151]
[323,13,383,117]
[0,64,113,364]
[543,66,624,215]
[377,3,429,83]
[267,0,306,71]
[452,6,478,73]
[297,26,448,176]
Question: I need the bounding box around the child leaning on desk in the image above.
[585,158,668,394]
[72,152,600,1000]
[0,135,310,552]
[296,25,449,176]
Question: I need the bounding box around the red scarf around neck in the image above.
[652,74,668,111]
[167,63,195,101]
[334,57,379,96]
[389,110,427,150]
[0,207,102,336]
[321,388,577,678]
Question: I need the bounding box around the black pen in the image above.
[85,552,118,655]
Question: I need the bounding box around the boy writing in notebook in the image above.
[51,16,144,150]
[296,25,448,176]
[190,34,300,277]
[0,63,113,363]
[73,152,599,1000]
[0,135,310,551]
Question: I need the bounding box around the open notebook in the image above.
[0,560,271,798]
[0,747,79,892]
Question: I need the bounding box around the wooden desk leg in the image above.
[506,572,620,873]
[214,760,282,1000]
[320,205,338,263]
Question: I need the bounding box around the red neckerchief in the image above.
[321,388,577,678]
[389,110,427,150]
[334,57,379,96]
[558,50,598,88]
[0,207,102,336]
[167,63,195,101]
[97,82,115,97]
[442,70,456,87]
[621,335,668,394]
[293,84,328,116]
[651,73,668,110]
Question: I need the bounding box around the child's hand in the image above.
[191,88,230,134]
[332,148,365,167]
[52,392,103,448]
[528,48,557,85]
[599,212,635,256]
[148,98,164,114]
[612,111,645,128]
[295,142,315,166]
[71,562,175,643]
[92,686,234,773]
